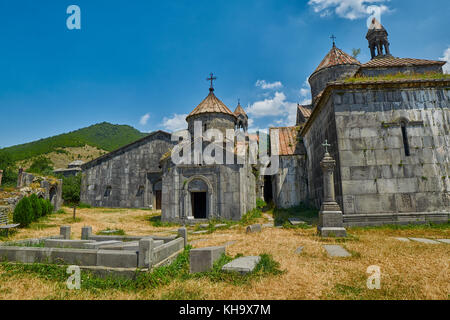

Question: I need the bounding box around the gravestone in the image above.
[222,256,261,274]
[190,246,225,273]
[323,245,351,257]
[246,224,262,233]
[178,227,188,247]
[81,226,92,240]
[317,145,347,238]
[60,226,71,240]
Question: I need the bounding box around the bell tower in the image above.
[366,18,391,59]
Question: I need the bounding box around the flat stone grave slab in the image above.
[190,246,225,273]
[84,240,123,249]
[394,237,411,242]
[323,245,351,257]
[98,230,120,234]
[192,230,209,235]
[223,240,237,247]
[199,224,209,229]
[214,224,227,228]
[437,239,450,244]
[44,239,95,249]
[409,238,440,244]
[222,256,261,274]
[246,224,262,233]
[295,246,304,254]
[262,223,274,228]
[288,218,306,225]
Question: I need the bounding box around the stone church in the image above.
[81,19,449,226]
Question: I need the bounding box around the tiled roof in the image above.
[361,57,445,69]
[270,126,304,156]
[313,45,360,75]
[187,90,236,119]
[234,103,247,117]
[297,104,312,118]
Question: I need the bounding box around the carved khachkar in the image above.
[318,141,347,237]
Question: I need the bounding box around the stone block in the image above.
[178,227,188,247]
[294,246,304,254]
[51,248,98,266]
[44,239,95,249]
[83,240,122,249]
[246,224,262,233]
[323,245,351,257]
[189,246,225,273]
[97,250,138,268]
[222,256,261,274]
[138,238,154,268]
[60,226,71,240]
[81,226,92,240]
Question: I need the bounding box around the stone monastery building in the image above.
[81,19,449,226]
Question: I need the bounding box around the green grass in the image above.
[273,202,318,227]
[78,202,92,209]
[148,215,179,228]
[344,72,450,84]
[239,208,263,226]
[0,247,284,293]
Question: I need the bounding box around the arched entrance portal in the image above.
[183,176,214,220]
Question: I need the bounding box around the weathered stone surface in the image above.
[246,224,262,233]
[295,246,304,254]
[222,256,261,274]
[190,246,225,273]
[44,239,95,249]
[192,230,208,235]
[97,250,138,268]
[178,228,188,247]
[214,224,227,228]
[84,240,122,249]
[323,245,351,257]
[288,218,306,225]
[60,226,71,240]
[409,238,440,244]
[437,239,450,244]
[81,226,92,240]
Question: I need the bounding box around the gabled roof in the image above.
[361,57,445,69]
[82,130,172,169]
[312,45,360,75]
[186,90,236,120]
[270,126,305,156]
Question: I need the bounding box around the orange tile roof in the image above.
[313,45,360,75]
[361,57,445,69]
[270,126,303,156]
[187,90,236,120]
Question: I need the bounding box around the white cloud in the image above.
[161,113,188,132]
[139,113,150,125]
[439,46,450,74]
[308,0,390,20]
[255,80,283,90]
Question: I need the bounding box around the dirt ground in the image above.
[0,207,448,300]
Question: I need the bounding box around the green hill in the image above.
[0,122,148,162]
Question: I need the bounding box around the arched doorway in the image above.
[183,176,214,220]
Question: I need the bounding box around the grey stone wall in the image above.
[273,155,308,208]
[187,113,237,137]
[303,97,343,210]
[80,131,174,208]
[309,65,360,102]
[333,83,450,225]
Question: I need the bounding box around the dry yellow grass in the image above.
[1,207,449,300]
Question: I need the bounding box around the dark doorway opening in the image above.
[264,176,273,203]
[155,191,162,210]
[191,192,207,219]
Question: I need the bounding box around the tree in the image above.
[29,194,43,220]
[0,151,18,187]
[28,156,54,175]
[13,197,34,227]
[352,48,361,59]
[62,174,81,220]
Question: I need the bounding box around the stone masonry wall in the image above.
[81,132,174,208]
[333,83,450,225]
[309,65,360,101]
[273,155,308,208]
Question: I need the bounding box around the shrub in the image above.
[256,198,267,210]
[13,197,34,227]
[29,194,43,220]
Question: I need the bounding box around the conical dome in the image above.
[234,103,247,118]
[313,45,360,75]
[186,90,236,120]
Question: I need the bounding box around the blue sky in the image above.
[0,0,449,148]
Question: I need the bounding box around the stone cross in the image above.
[322,140,331,154]
[330,35,336,47]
